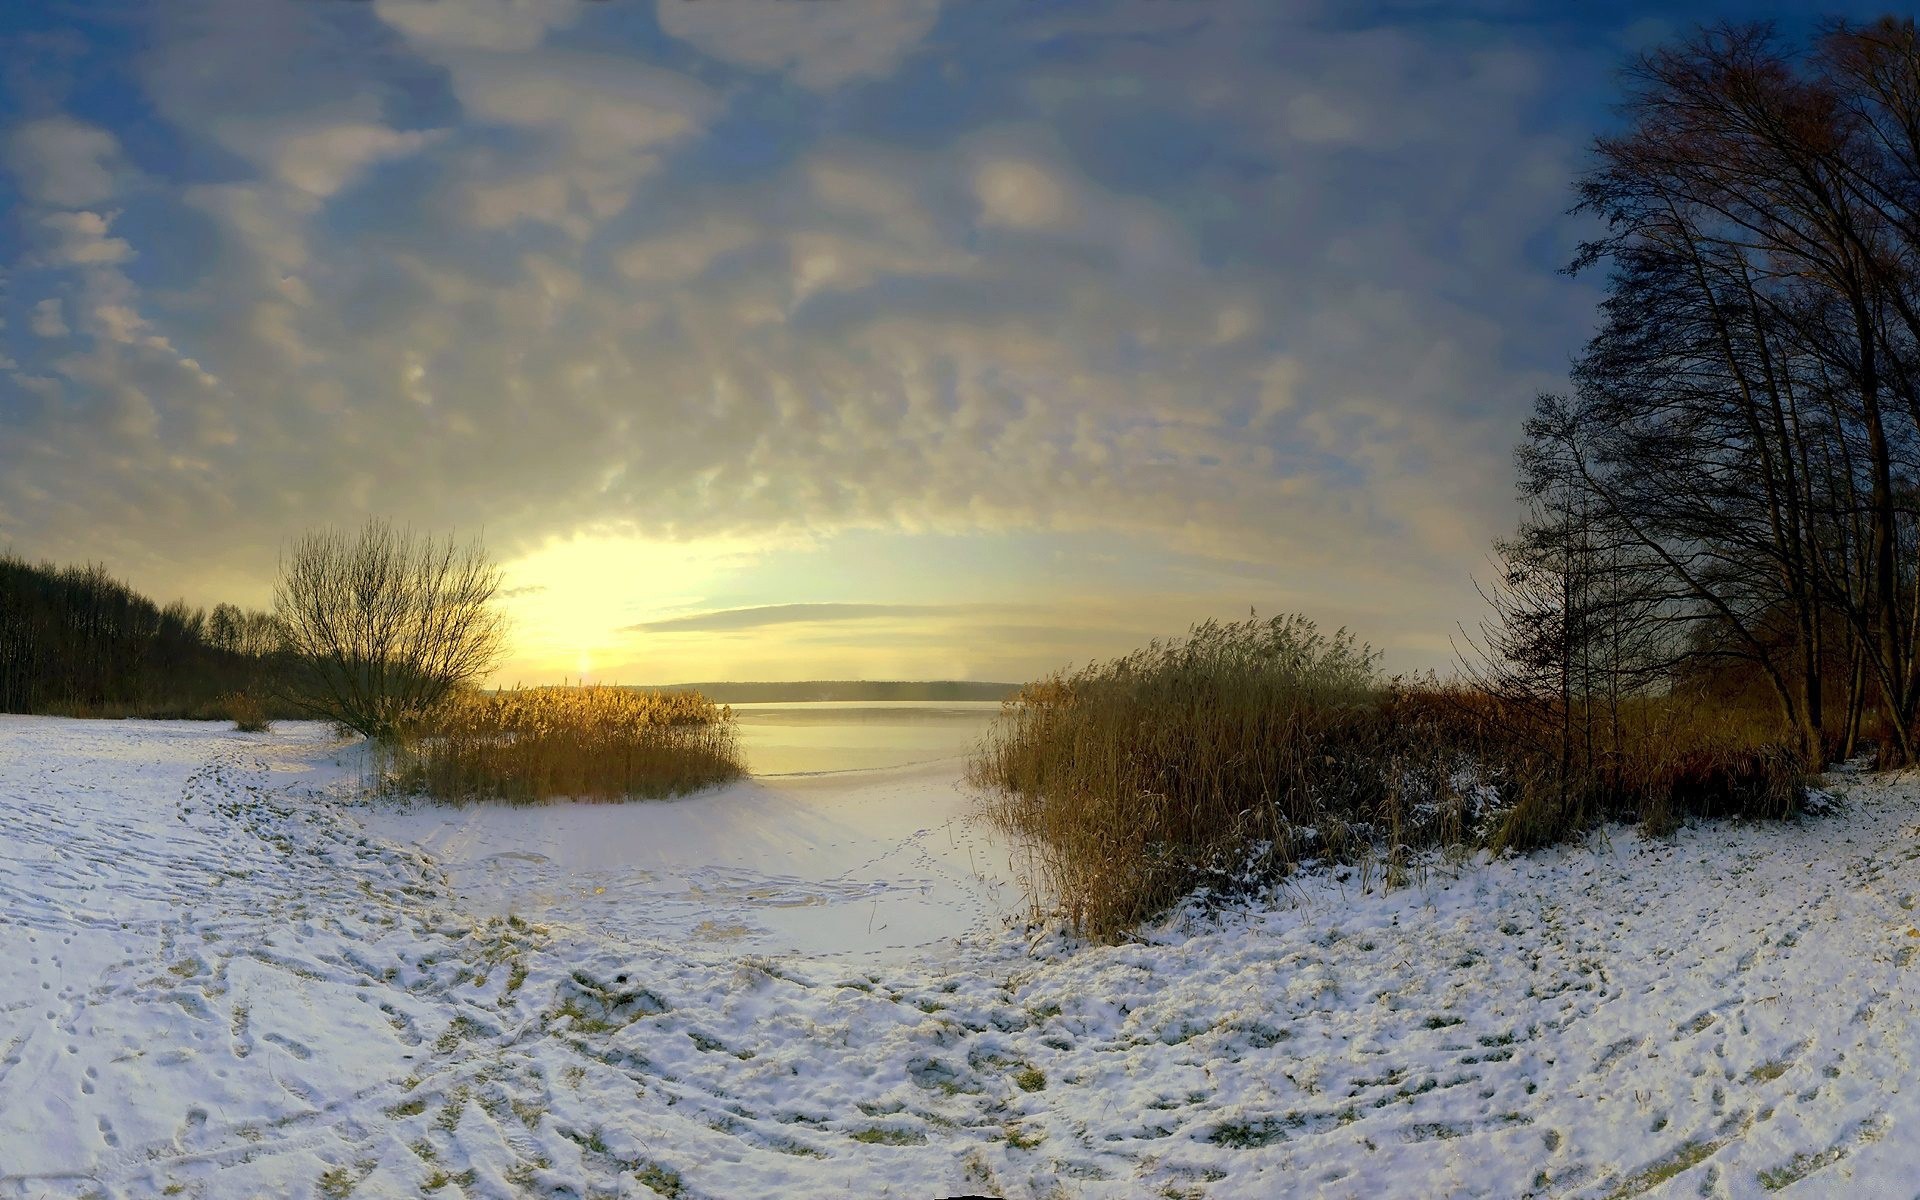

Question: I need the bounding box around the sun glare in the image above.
[492,532,771,685]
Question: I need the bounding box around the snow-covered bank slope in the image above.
[1,716,1918,1198]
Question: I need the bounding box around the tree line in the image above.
[1,521,503,733]
[0,554,284,716]
[1489,17,1920,769]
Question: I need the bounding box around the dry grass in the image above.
[224,692,272,733]
[969,615,1811,940]
[384,685,744,804]
[39,694,304,722]
[967,615,1385,937]
[1483,693,1804,852]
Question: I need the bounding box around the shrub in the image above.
[967,615,1384,937]
[224,691,272,733]
[273,520,506,739]
[970,615,1812,940]
[383,685,744,803]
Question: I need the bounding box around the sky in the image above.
[0,0,1883,686]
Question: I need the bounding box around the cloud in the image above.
[5,116,121,207]
[273,124,442,199]
[0,0,1608,679]
[655,0,942,90]
[373,0,579,52]
[29,298,68,338]
[37,211,133,266]
[628,603,983,634]
[445,51,715,230]
[617,216,758,283]
[972,159,1074,231]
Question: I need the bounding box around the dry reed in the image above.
[385,685,744,803]
[224,691,272,733]
[969,615,1812,940]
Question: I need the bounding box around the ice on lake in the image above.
[361,702,1026,964]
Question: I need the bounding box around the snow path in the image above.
[2,716,1919,1198]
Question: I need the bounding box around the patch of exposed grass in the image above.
[848,1126,926,1146]
[510,1098,546,1129]
[635,1161,683,1197]
[1601,1139,1720,1199]
[1004,1124,1046,1150]
[316,1170,356,1200]
[435,1086,469,1132]
[1208,1118,1290,1149]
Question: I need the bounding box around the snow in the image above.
[359,759,1025,963]
[3,714,1920,1198]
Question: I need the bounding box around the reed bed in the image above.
[969,616,1811,940]
[967,615,1386,937]
[385,685,745,803]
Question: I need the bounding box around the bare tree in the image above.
[1468,404,1681,794]
[273,520,507,738]
[1548,19,1920,763]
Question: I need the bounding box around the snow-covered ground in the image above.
[2,716,1918,1198]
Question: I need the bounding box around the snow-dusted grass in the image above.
[2,716,1918,1197]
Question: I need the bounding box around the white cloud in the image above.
[374,0,579,52]
[5,117,121,207]
[807,154,940,243]
[1286,92,1363,144]
[786,229,970,302]
[972,158,1074,231]
[452,53,712,151]
[461,169,580,234]
[272,123,441,199]
[29,298,68,338]
[425,50,717,234]
[655,0,942,90]
[37,211,134,266]
[618,217,759,283]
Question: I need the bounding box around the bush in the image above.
[967,615,1384,938]
[969,615,1812,940]
[273,520,506,739]
[382,686,744,803]
[224,691,272,733]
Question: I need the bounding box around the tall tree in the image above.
[1546,18,1920,762]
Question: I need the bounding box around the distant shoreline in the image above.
[630,681,1019,704]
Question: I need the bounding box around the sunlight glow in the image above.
[491,531,774,686]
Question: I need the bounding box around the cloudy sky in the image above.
[0,0,1870,685]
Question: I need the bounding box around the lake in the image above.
[728,700,1005,776]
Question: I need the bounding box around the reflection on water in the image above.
[729,700,1004,776]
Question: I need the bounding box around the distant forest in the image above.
[645,681,1018,704]
[0,554,285,717]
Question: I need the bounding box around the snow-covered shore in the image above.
[2,715,1916,1198]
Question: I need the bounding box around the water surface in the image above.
[729,700,1003,776]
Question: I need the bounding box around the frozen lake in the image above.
[728,700,1004,776]
[361,701,1027,964]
